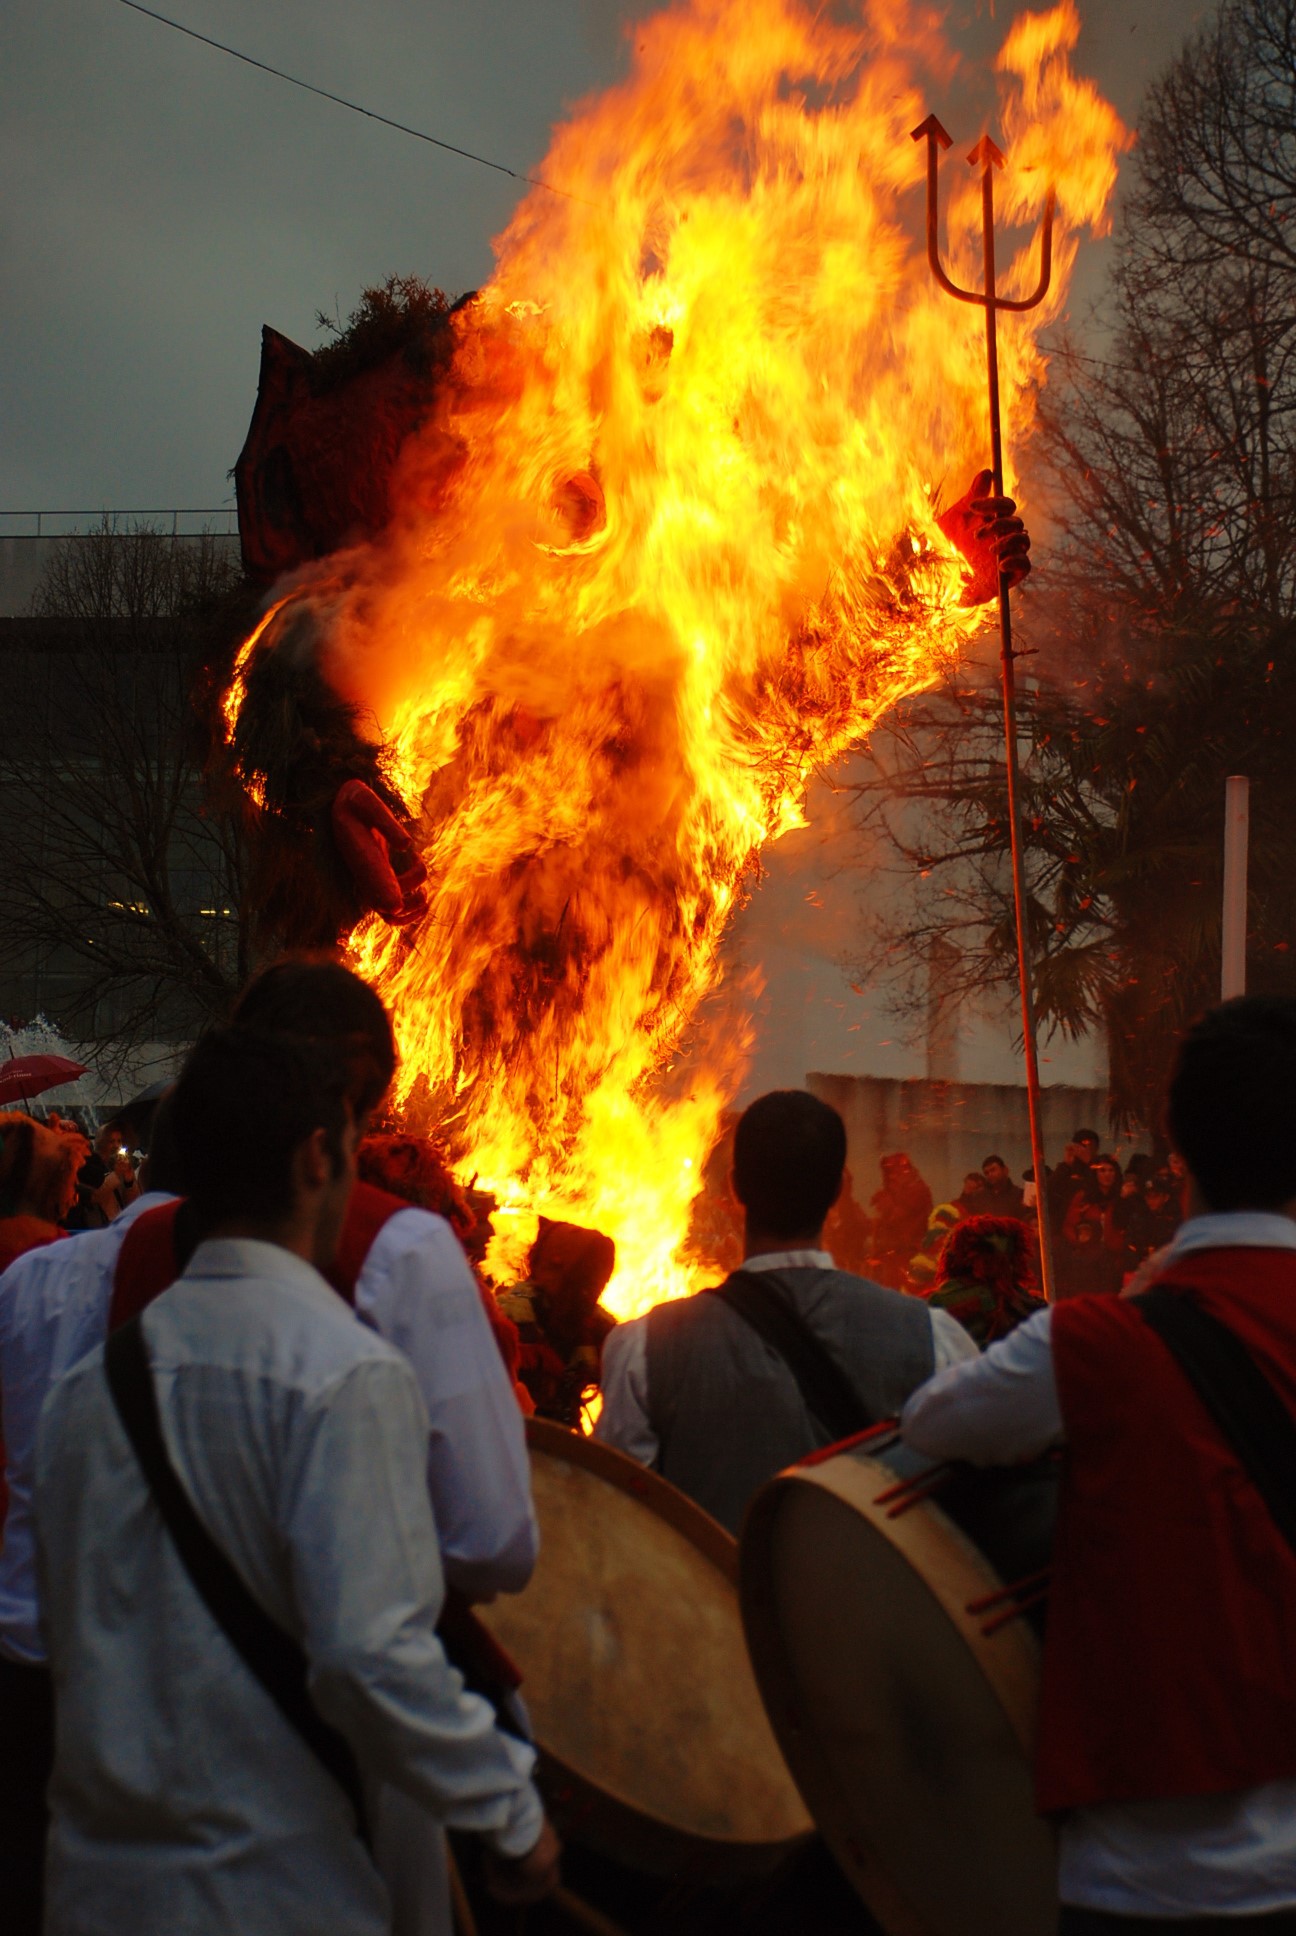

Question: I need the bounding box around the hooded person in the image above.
[868,1151,933,1287]
[924,1214,1044,1349]
[497,1220,617,1427]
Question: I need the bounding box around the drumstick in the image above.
[552,1884,631,1936]
[448,1845,627,1936]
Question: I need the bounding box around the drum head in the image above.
[741,1453,1057,1936]
[478,1419,811,1878]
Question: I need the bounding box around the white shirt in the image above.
[901,1210,1296,1916]
[35,1237,543,1936]
[0,1196,537,1663]
[355,1208,537,1600]
[596,1248,977,1466]
[0,1192,173,1662]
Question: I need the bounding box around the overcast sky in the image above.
[2,0,1212,521]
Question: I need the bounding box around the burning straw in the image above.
[228,0,1126,1315]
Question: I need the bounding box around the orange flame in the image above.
[232,0,1126,1314]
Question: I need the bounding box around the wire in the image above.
[111,0,582,201]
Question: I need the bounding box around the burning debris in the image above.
[224,0,1125,1314]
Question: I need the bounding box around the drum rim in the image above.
[740,1450,1056,1936]
[525,1415,740,1583]
[493,1418,813,1867]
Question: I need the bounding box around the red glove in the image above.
[330,780,428,925]
[936,468,1032,607]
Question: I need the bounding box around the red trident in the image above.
[912,113,1059,1302]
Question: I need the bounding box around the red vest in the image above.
[108,1183,408,1329]
[1038,1247,1296,1813]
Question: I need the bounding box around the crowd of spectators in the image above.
[802,1130,1189,1309]
[0,1100,1189,1389]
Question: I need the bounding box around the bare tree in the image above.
[0,522,252,1063]
[849,0,1296,1126]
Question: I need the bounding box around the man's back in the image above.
[603,1263,935,1533]
[37,1237,539,1936]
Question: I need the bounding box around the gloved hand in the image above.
[330,780,428,926]
[936,468,1032,607]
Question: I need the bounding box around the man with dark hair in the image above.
[903,996,1296,1929]
[1115,1169,1183,1280]
[597,1089,975,1534]
[132,957,539,1603]
[1049,1128,1100,1225]
[232,955,398,1117]
[979,1153,1025,1218]
[34,1025,558,1936]
[0,958,538,1936]
[114,961,540,1936]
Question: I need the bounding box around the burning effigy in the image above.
[224,0,1125,1315]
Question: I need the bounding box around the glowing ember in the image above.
[229,0,1126,1315]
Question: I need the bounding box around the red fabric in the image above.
[106,1186,409,1329]
[109,1201,185,1330]
[233,325,445,583]
[103,1180,526,1691]
[1038,1248,1296,1813]
[323,1180,408,1305]
[0,1216,66,1277]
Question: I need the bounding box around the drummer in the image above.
[596,1089,977,1534]
[902,995,1296,1932]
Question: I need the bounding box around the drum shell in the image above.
[478,1418,812,1880]
[740,1438,1059,1936]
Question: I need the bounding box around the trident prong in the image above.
[914,123,1057,315]
[910,111,1059,1305]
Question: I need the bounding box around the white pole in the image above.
[1221,775,1250,1001]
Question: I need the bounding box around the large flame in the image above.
[232,0,1126,1314]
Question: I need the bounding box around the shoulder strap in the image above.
[102,1317,371,1848]
[709,1270,874,1443]
[1134,1284,1296,1559]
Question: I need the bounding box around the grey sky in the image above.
[3,0,1211,518]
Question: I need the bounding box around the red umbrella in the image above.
[0,1054,88,1108]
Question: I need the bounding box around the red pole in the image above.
[913,117,1057,1298]
[975,145,1055,1303]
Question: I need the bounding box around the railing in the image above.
[0,508,239,538]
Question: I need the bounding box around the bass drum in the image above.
[477,1418,812,1879]
[740,1432,1060,1936]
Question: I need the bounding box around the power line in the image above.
[111,0,581,201]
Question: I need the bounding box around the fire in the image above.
[231,0,1126,1315]
[222,596,295,809]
